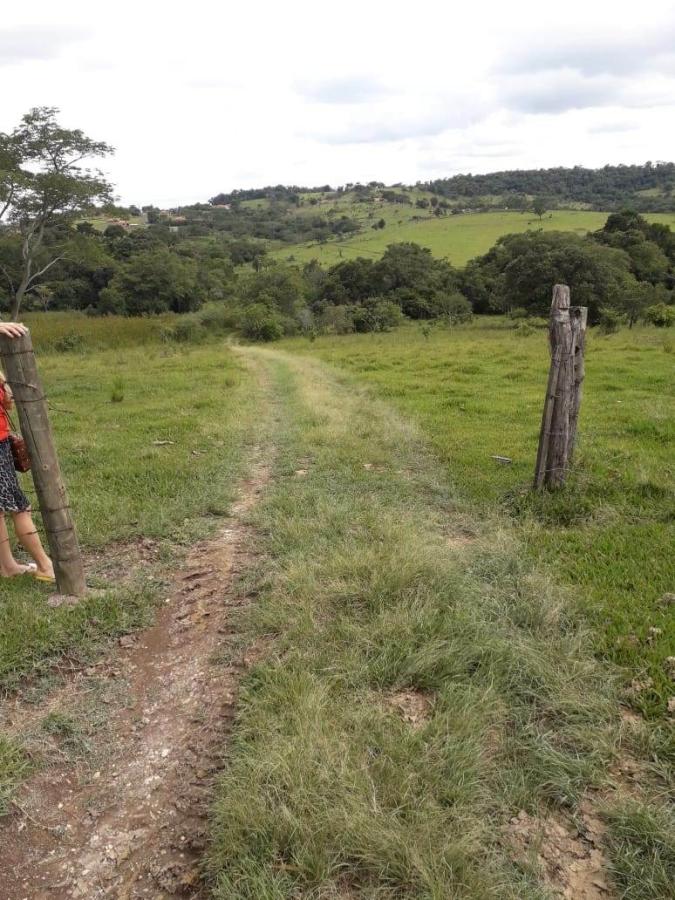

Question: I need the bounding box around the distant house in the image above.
[213,203,231,210]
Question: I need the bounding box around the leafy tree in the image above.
[466,231,633,321]
[442,293,473,323]
[239,303,284,341]
[598,307,623,334]
[532,197,547,220]
[616,282,656,327]
[104,223,126,239]
[322,257,381,304]
[644,303,675,327]
[595,210,673,284]
[99,246,204,315]
[0,107,113,317]
[423,163,675,212]
[376,243,459,318]
[239,263,306,317]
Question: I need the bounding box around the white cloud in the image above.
[295,75,392,104]
[0,24,89,66]
[0,0,673,204]
[498,71,621,114]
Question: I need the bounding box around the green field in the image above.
[0,323,261,688]
[273,210,675,267]
[284,322,675,721]
[1,317,673,897]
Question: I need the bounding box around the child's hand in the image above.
[0,323,28,338]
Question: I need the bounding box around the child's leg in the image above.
[11,511,54,578]
[0,513,33,575]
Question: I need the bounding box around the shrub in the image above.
[352,298,404,333]
[644,303,675,327]
[52,331,86,353]
[512,315,548,331]
[240,304,284,342]
[159,316,207,344]
[317,305,356,335]
[509,307,529,320]
[171,317,207,343]
[598,307,623,334]
[199,303,241,333]
[110,377,125,403]
[443,292,473,324]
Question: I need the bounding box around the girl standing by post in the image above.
[0,322,54,582]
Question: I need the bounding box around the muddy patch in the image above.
[0,452,271,900]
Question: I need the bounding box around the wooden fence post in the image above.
[568,305,588,462]
[533,285,587,490]
[0,330,86,595]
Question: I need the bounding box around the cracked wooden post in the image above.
[568,305,588,463]
[534,285,587,489]
[0,329,86,595]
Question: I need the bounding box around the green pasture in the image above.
[285,321,675,720]
[273,210,675,266]
[0,332,262,693]
[207,347,672,899]
[1,317,672,895]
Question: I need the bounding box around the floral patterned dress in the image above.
[0,383,30,512]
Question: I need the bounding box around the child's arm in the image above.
[0,377,12,410]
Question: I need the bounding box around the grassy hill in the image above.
[273,208,675,267]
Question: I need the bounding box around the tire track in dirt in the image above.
[0,444,272,900]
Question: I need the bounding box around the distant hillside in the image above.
[206,164,675,214]
[421,162,675,211]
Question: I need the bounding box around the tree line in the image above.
[421,163,675,212]
[1,109,673,333]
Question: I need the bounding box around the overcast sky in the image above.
[2,0,674,206]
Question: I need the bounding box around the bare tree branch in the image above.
[25,255,67,288]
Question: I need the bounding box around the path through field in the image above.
[0,347,660,899]
[0,354,276,899]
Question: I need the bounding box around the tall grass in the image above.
[207,350,618,898]
[23,311,175,352]
[286,323,675,721]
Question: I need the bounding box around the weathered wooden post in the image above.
[534,285,587,489]
[568,305,588,462]
[0,330,86,595]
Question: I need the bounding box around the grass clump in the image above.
[206,350,617,899]
[0,737,32,816]
[0,582,157,691]
[605,799,675,900]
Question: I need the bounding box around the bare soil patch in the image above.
[0,452,271,900]
[387,690,433,729]
[505,799,614,899]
